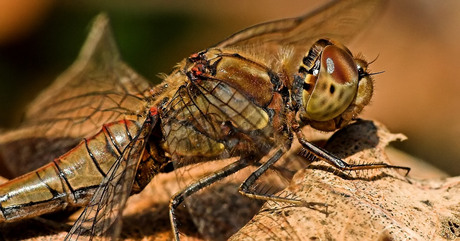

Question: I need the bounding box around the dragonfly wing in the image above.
[161,51,281,239]
[0,14,151,176]
[216,0,384,66]
[65,113,157,241]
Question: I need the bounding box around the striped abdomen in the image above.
[0,119,144,222]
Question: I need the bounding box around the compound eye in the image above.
[303,45,359,121]
[322,45,359,85]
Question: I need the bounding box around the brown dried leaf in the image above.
[230,120,460,240]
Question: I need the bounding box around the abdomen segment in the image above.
[0,119,143,222]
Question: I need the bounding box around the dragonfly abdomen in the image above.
[0,118,144,222]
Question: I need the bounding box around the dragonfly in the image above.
[0,0,410,240]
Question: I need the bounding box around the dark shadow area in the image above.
[304,120,410,181]
[325,119,380,158]
[120,203,183,240]
[0,216,71,240]
[185,182,265,241]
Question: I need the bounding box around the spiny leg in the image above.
[239,148,327,209]
[169,158,250,241]
[297,136,411,176]
[239,149,291,201]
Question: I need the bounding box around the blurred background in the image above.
[0,0,459,175]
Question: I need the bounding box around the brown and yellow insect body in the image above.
[0,1,406,240]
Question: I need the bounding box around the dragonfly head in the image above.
[294,39,373,131]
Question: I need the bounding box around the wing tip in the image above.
[78,12,120,63]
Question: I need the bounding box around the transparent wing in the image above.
[0,14,151,176]
[65,114,157,241]
[161,61,276,239]
[162,78,271,164]
[216,0,384,62]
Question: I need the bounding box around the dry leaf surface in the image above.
[230,120,460,240]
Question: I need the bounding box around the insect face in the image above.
[296,39,373,131]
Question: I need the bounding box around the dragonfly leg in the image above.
[239,149,327,210]
[169,158,250,241]
[297,137,411,176]
[239,149,299,203]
